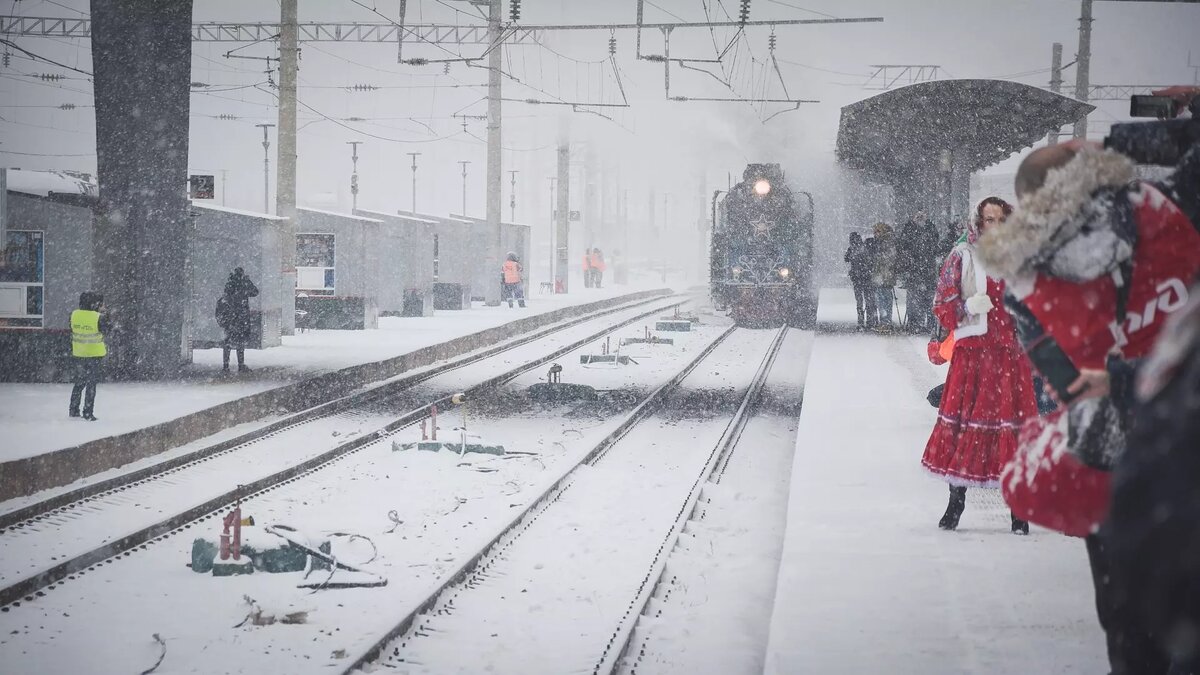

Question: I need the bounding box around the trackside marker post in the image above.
[451,393,467,455]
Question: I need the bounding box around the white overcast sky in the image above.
[1,0,1198,221]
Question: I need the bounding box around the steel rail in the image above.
[602,326,789,674]
[0,293,676,532]
[0,295,686,610]
[341,323,740,673]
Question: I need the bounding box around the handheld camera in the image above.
[1104,91,1200,166]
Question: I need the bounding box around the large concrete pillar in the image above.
[91,0,193,378]
[554,117,570,292]
[584,142,599,247]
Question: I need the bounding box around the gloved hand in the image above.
[965,293,994,315]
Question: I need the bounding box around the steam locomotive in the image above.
[710,163,818,328]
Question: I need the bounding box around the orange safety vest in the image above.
[503,260,521,284]
[589,252,606,272]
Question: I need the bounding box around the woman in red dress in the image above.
[921,197,1037,533]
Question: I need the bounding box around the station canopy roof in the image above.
[836,79,1095,181]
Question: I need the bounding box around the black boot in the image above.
[939,486,967,530]
[1011,513,1030,535]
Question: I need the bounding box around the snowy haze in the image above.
[1,0,1197,255]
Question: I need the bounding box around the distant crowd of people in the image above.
[844,209,953,333]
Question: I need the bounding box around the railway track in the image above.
[0,294,688,610]
[352,326,788,674]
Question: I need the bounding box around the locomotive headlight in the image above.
[753,179,771,196]
[777,267,791,278]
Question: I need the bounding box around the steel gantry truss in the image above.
[0,15,542,43]
[0,14,885,42]
[862,65,942,90]
[1085,83,1170,100]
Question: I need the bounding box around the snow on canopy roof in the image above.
[836,79,1095,181]
[357,209,439,225]
[190,201,288,221]
[449,213,529,228]
[297,206,383,223]
[5,168,97,198]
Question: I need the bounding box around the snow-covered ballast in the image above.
[293,207,383,330]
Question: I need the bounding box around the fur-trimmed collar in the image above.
[977,147,1136,284]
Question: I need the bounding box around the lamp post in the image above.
[547,176,556,287]
[408,152,421,214]
[661,193,671,283]
[255,123,275,214]
[347,141,363,212]
[458,160,471,216]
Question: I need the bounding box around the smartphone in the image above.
[1129,95,1177,120]
[1027,336,1081,405]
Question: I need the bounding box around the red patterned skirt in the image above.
[921,341,1037,487]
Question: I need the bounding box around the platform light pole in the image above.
[458,160,471,216]
[547,176,556,286]
[347,141,363,211]
[255,123,274,214]
[408,152,421,214]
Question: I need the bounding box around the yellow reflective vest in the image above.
[71,309,107,358]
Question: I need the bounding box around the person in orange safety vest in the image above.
[502,252,526,308]
[589,248,607,288]
[582,248,594,288]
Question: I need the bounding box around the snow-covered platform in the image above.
[763,293,1107,673]
[0,286,670,501]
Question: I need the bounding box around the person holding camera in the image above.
[978,112,1200,673]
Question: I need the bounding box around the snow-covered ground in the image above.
[0,311,728,675]
[618,330,814,675]
[0,287,1113,673]
[0,285,667,462]
[763,290,1108,674]
[0,297,702,598]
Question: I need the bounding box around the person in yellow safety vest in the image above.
[589,248,607,288]
[582,247,594,288]
[502,252,526,308]
[69,291,108,421]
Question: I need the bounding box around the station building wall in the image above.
[355,209,437,315]
[294,208,380,329]
[0,192,95,381]
[188,202,284,349]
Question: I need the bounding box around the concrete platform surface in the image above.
[763,307,1107,673]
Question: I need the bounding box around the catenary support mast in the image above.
[277,0,298,335]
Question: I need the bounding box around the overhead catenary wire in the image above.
[0,37,92,76]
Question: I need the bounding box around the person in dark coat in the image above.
[896,209,942,333]
[844,232,873,330]
[216,267,259,373]
[1104,280,1200,673]
[69,291,109,421]
[871,222,898,332]
[862,236,879,327]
